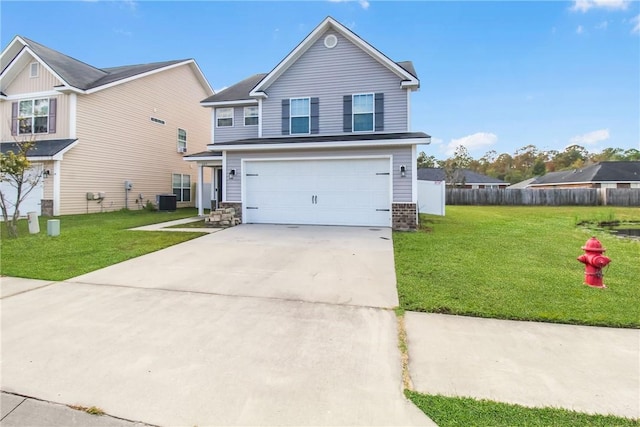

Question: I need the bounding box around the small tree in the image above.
[416,151,437,168]
[0,139,42,238]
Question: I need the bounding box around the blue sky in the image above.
[2,1,638,159]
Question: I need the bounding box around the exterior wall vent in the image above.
[324,34,338,49]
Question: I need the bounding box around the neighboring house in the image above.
[515,162,640,189]
[185,17,430,230]
[418,167,509,189]
[0,36,213,216]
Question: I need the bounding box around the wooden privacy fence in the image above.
[445,188,640,206]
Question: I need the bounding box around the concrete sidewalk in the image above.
[405,312,640,419]
[1,392,149,426]
[128,216,222,233]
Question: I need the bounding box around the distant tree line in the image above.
[417,144,640,184]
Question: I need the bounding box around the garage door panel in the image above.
[244,158,391,227]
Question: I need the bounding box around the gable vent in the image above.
[324,34,338,49]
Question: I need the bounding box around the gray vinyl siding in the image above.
[262,29,409,137]
[224,146,412,202]
[214,106,259,143]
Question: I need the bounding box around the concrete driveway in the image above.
[1,225,431,426]
[70,224,399,309]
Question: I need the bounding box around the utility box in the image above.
[27,211,40,234]
[156,194,177,212]
[47,219,60,236]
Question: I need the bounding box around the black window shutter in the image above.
[375,93,384,131]
[310,97,319,134]
[11,102,18,135]
[49,98,57,133]
[343,95,352,132]
[281,99,290,135]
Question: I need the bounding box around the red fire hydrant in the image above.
[577,237,611,288]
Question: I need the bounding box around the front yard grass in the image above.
[405,391,638,427]
[393,206,640,328]
[1,208,205,281]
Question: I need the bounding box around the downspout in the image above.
[53,160,61,216]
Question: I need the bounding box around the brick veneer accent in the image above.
[41,199,53,217]
[220,202,242,223]
[392,203,417,231]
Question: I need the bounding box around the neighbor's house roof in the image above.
[0,36,213,96]
[527,161,640,187]
[0,139,78,160]
[418,168,509,185]
[202,16,418,105]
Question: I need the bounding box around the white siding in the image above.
[224,146,412,203]
[261,30,409,137]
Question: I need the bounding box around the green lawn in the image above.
[1,209,205,280]
[393,206,640,328]
[405,392,638,427]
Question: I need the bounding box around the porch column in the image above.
[197,163,204,217]
[53,160,61,216]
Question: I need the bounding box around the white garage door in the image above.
[244,158,391,227]
[0,165,44,217]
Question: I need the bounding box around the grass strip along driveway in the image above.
[394,206,640,328]
[405,392,638,427]
[1,209,205,281]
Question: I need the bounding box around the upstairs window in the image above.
[353,94,374,132]
[177,128,187,152]
[343,93,383,133]
[216,108,233,127]
[244,106,258,126]
[290,98,310,134]
[18,98,49,134]
[172,173,191,202]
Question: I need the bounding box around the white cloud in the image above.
[576,25,584,34]
[445,132,497,156]
[596,20,609,29]
[631,14,640,33]
[571,0,629,12]
[569,129,610,146]
[328,0,370,10]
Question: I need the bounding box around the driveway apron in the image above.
[1,225,431,426]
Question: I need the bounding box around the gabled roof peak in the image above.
[249,16,419,98]
[0,35,213,96]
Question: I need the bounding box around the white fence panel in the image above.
[417,180,445,216]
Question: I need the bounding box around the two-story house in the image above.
[0,36,213,216]
[186,17,430,230]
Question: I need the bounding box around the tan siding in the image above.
[1,94,70,141]
[1,58,71,140]
[60,65,211,214]
[4,60,63,95]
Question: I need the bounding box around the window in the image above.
[353,94,374,132]
[18,98,49,134]
[30,62,39,78]
[217,108,233,127]
[177,128,187,152]
[244,106,258,126]
[290,98,310,134]
[172,173,191,202]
